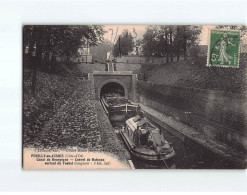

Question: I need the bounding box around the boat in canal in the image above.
[101,93,141,122]
[119,114,175,161]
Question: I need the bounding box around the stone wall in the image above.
[115,63,141,73]
[77,63,106,73]
[115,55,185,64]
[91,71,137,102]
[137,81,247,151]
[78,62,141,74]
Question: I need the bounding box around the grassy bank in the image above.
[23,67,81,147]
[140,54,247,94]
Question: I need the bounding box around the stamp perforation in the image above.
[207,29,241,68]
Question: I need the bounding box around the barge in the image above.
[101,93,140,122]
[120,114,175,161]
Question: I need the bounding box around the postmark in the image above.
[207,29,240,68]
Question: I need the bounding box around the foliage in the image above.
[23,25,105,98]
[189,46,201,59]
[113,29,134,57]
[142,25,202,61]
[135,39,143,56]
[90,39,112,62]
[23,25,105,65]
[142,26,163,57]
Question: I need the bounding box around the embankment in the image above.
[23,69,130,166]
[137,81,247,152]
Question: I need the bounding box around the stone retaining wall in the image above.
[77,63,106,73]
[137,81,247,151]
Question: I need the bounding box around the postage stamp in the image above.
[207,29,240,68]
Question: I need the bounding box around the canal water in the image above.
[110,120,239,169]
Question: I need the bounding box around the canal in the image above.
[110,119,238,169]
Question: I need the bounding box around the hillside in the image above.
[142,54,247,94]
[23,68,81,147]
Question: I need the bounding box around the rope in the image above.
[153,146,169,169]
[161,158,169,169]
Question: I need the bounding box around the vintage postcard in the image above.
[23,25,247,169]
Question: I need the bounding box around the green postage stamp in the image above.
[207,29,240,68]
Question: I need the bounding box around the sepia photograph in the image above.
[1,0,247,193]
[22,24,247,169]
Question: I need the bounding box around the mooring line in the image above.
[162,159,169,169]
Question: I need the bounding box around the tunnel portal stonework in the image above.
[89,71,137,101]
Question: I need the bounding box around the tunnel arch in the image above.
[100,82,125,97]
[96,79,128,100]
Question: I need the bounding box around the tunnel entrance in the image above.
[100,82,125,97]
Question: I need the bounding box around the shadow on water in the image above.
[110,114,239,169]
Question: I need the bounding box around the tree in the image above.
[173,26,183,61]
[90,39,112,62]
[141,25,202,61]
[23,25,105,97]
[142,26,163,57]
[23,25,105,65]
[113,30,134,57]
[173,25,202,60]
[135,39,143,56]
[168,26,175,61]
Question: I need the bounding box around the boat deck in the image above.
[121,131,156,155]
[134,145,157,155]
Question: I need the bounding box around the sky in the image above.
[103,25,147,44]
[103,25,215,45]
